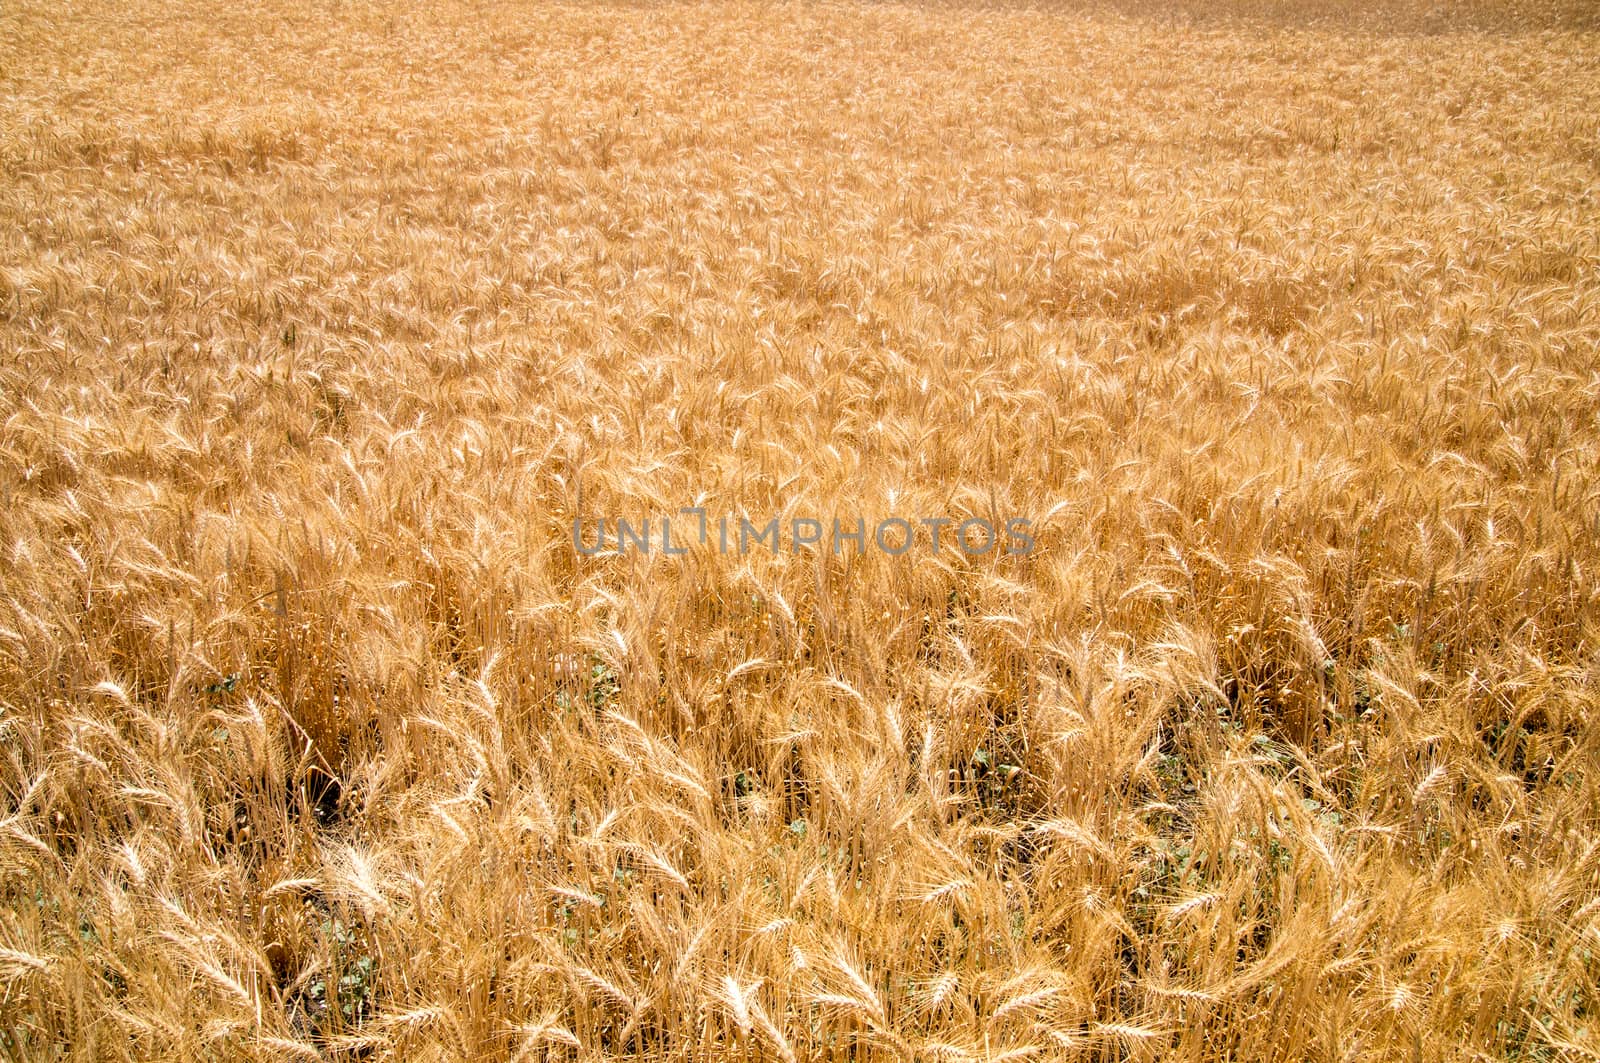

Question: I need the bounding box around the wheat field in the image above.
[3,0,1600,1059]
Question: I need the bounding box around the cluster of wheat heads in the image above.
[2,0,1599,1059]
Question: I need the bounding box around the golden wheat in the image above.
[2,0,1599,1059]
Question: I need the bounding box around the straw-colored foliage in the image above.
[2,0,1598,1059]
